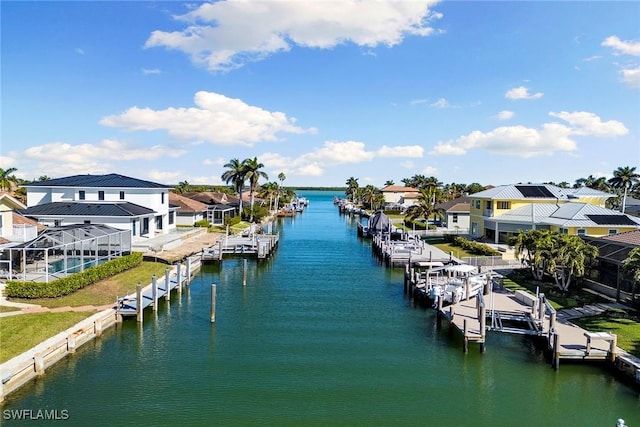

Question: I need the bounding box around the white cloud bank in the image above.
[145,0,442,71]
[430,111,628,158]
[100,91,317,145]
[261,140,424,177]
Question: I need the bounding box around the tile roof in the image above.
[600,230,640,246]
[437,196,471,212]
[13,212,47,232]
[20,202,156,217]
[380,185,419,193]
[169,192,208,213]
[23,173,170,189]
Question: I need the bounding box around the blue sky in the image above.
[2,1,639,188]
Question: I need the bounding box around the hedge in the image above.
[4,252,144,299]
[444,235,501,256]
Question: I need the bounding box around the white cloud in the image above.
[100,91,317,146]
[422,166,438,174]
[495,110,515,120]
[75,48,85,55]
[430,110,627,158]
[410,99,428,105]
[548,111,628,136]
[142,68,162,75]
[145,0,442,71]
[0,156,16,169]
[260,140,423,178]
[505,86,543,100]
[583,55,602,62]
[401,161,415,169]
[602,36,640,56]
[430,98,449,108]
[621,66,640,88]
[146,170,183,183]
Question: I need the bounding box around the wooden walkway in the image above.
[437,287,618,369]
[116,256,200,320]
[202,234,279,262]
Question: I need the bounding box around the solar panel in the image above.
[586,214,637,226]
[515,185,555,198]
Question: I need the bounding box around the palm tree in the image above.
[622,247,640,303]
[258,182,279,212]
[0,167,18,191]
[383,180,394,186]
[243,157,269,222]
[608,166,640,214]
[221,158,246,218]
[276,172,286,210]
[512,229,554,281]
[405,189,436,223]
[549,234,598,292]
[175,181,191,193]
[345,177,359,202]
[360,185,380,210]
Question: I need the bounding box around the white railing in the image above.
[1,225,38,243]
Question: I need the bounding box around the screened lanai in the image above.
[1,224,131,283]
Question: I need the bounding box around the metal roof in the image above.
[472,183,612,201]
[21,201,156,217]
[23,173,170,189]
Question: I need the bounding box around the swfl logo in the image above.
[2,409,70,420]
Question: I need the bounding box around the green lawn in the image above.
[11,261,171,308]
[572,315,640,357]
[0,306,21,313]
[431,242,475,259]
[0,312,94,363]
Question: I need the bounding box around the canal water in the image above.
[2,191,639,426]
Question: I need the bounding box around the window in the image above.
[84,220,91,225]
[577,229,586,236]
[161,192,165,204]
[54,220,62,227]
[132,220,136,236]
[142,218,149,235]
[608,229,617,235]
[452,213,458,223]
[168,212,174,225]
[485,201,492,210]
[497,201,510,210]
[79,191,85,200]
[155,215,163,230]
[560,228,568,234]
[98,191,105,201]
[119,191,125,200]
[474,200,480,209]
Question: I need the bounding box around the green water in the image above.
[2,191,639,426]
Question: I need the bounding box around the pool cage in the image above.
[1,224,131,283]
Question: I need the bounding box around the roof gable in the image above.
[169,192,208,213]
[0,192,26,210]
[381,185,418,193]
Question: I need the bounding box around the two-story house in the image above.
[380,185,419,208]
[21,174,177,241]
[469,183,640,243]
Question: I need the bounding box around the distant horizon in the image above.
[2,1,638,187]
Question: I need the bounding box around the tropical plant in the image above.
[547,234,598,292]
[0,167,18,191]
[512,229,554,281]
[608,166,640,214]
[383,180,394,186]
[276,172,286,210]
[622,247,640,302]
[404,189,436,222]
[258,182,279,212]
[345,177,359,202]
[243,157,269,222]
[221,158,246,217]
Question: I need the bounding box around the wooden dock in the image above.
[201,233,279,262]
[116,255,200,320]
[437,287,618,369]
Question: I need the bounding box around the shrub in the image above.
[194,219,211,228]
[224,215,241,227]
[5,252,144,299]
[448,236,501,256]
[404,218,426,230]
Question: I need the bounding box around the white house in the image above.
[380,185,419,206]
[437,196,471,233]
[21,174,177,242]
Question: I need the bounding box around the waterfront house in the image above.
[437,196,471,233]
[169,192,208,226]
[468,183,640,243]
[0,192,40,244]
[20,174,177,242]
[380,185,419,207]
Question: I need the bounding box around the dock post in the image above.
[480,304,486,353]
[463,319,469,353]
[34,353,45,376]
[609,334,617,362]
[436,295,443,329]
[218,240,223,261]
[136,282,143,323]
[465,278,470,301]
[177,263,182,295]
[67,334,77,354]
[538,294,545,321]
[95,318,103,337]
[552,332,560,370]
[164,268,171,301]
[210,284,217,323]
[152,275,158,312]
[186,257,191,283]
[242,259,247,286]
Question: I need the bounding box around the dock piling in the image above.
[152,275,158,312]
[242,259,247,286]
[164,268,171,301]
[210,284,217,323]
[177,263,182,295]
[136,282,143,323]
